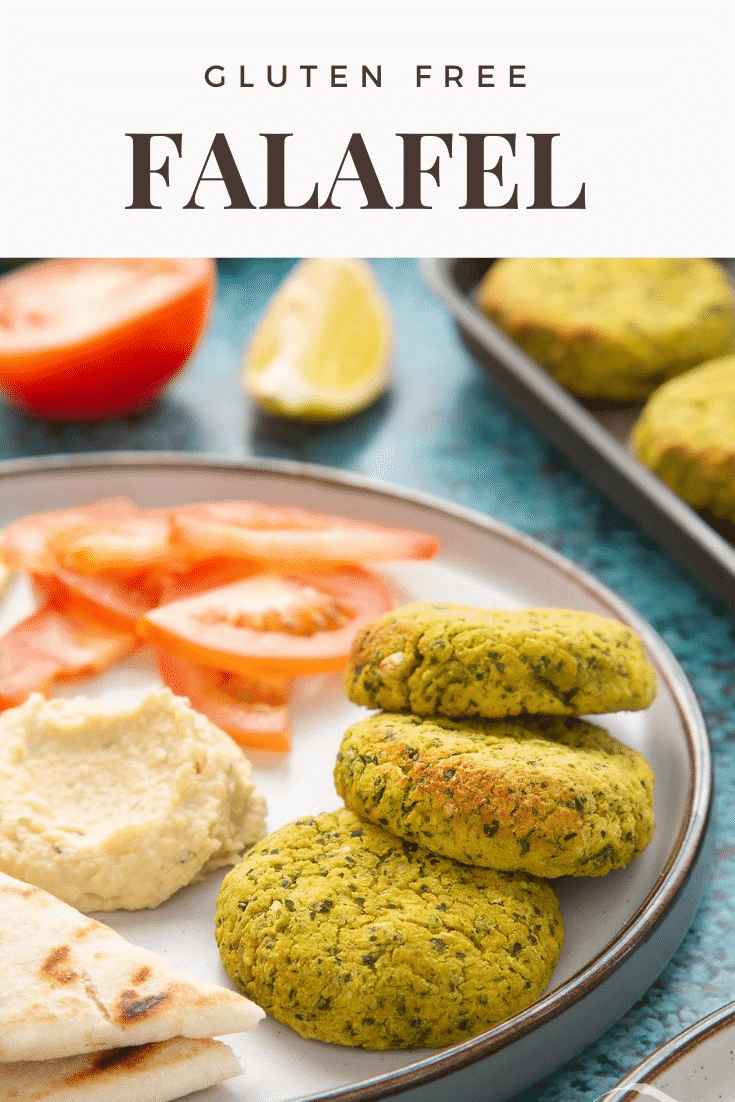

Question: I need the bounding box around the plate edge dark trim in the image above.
[0,451,713,1102]
[599,998,735,1100]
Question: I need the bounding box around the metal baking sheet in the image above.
[421,258,735,613]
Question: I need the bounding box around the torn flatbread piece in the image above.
[0,1036,241,1102]
[0,871,263,1063]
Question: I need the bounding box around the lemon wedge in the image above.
[243,258,392,421]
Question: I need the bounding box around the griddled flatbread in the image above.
[0,872,263,1063]
[0,1037,241,1102]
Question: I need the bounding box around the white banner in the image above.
[1,0,733,256]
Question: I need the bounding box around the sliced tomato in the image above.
[170,500,440,567]
[157,649,292,752]
[35,556,269,636]
[139,565,393,676]
[33,566,157,633]
[9,498,440,577]
[48,512,176,575]
[2,497,136,574]
[156,556,262,604]
[0,258,215,420]
[6,606,136,672]
[0,647,59,709]
[0,605,137,708]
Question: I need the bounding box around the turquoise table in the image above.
[1,259,733,1100]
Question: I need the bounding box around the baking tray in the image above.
[421,258,735,614]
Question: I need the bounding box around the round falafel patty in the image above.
[632,355,735,525]
[477,257,734,402]
[334,713,655,878]
[345,603,656,719]
[215,808,563,1049]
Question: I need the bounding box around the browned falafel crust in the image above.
[215,808,563,1049]
[477,258,734,402]
[632,354,735,524]
[345,603,657,719]
[334,713,655,878]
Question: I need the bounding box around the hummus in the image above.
[0,689,267,911]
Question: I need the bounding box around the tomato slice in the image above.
[171,500,440,567]
[0,605,136,709]
[2,498,136,574]
[0,259,215,420]
[156,556,262,604]
[8,498,440,578]
[139,566,393,676]
[0,647,59,709]
[48,512,175,575]
[156,650,292,752]
[33,566,157,633]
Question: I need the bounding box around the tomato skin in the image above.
[2,498,136,574]
[156,650,292,752]
[33,567,156,634]
[0,605,136,709]
[171,500,441,567]
[0,647,58,709]
[36,556,261,633]
[139,566,393,677]
[48,513,174,574]
[0,259,215,419]
[157,557,262,604]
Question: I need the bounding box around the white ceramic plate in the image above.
[599,1000,735,1101]
[0,454,712,1102]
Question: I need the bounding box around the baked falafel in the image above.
[334,712,655,878]
[632,354,735,524]
[478,258,734,402]
[345,603,656,719]
[215,807,564,1049]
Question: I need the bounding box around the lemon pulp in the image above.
[243,258,392,421]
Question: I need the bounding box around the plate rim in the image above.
[598,999,735,1101]
[0,451,713,1102]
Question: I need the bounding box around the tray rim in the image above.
[420,256,735,615]
[0,451,714,1102]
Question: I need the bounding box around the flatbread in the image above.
[0,1036,241,1102]
[0,872,263,1063]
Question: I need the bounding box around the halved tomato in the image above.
[171,500,440,567]
[139,566,393,676]
[0,605,136,708]
[157,650,292,752]
[0,258,215,419]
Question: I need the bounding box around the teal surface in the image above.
[1,259,734,1100]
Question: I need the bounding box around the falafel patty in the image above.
[215,808,564,1049]
[477,258,734,402]
[334,713,655,878]
[632,355,735,524]
[345,603,656,719]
